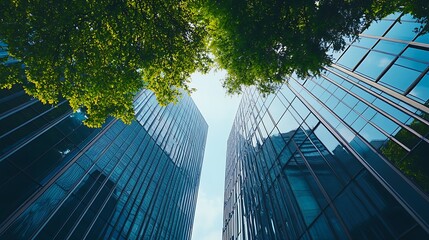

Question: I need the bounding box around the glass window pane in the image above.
[277,110,299,135]
[353,37,377,49]
[408,73,429,105]
[385,21,424,41]
[356,51,395,80]
[309,214,336,239]
[338,46,368,70]
[362,20,393,37]
[379,64,421,93]
[401,47,429,62]
[373,40,406,55]
[396,57,428,72]
[415,32,429,44]
[360,123,387,149]
[0,172,39,222]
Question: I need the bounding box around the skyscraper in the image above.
[0,79,208,238]
[223,12,429,239]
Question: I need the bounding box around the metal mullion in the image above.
[278,163,309,237]
[347,171,399,238]
[146,165,176,239]
[326,66,429,125]
[368,120,411,151]
[152,163,185,239]
[115,134,156,236]
[28,123,123,238]
[0,98,38,121]
[59,122,139,240]
[290,79,429,232]
[404,65,429,95]
[136,150,172,238]
[121,146,163,238]
[0,118,115,236]
[0,89,26,104]
[147,106,166,136]
[321,71,429,144]
[292,140,353,240]
[161,102,184,154]
[0,109,72,163]
[106,136,161,239]
[330,64,429,114]
[114,133,161,238]
[359,34,429,49]
[81,125,149,239]
[301,131,349,186]
[0,100,68,140]
[269,176,294,236]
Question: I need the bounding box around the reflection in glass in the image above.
[356,51,395,80]
[353,37,377,49]
[379,64,421,93]
[408,74,429,105]
[415,32,429,44]
[385,21,424,41]
[362,20,394,37]
[381,112,429,193]
[337,46,368,70]
[401,47,429,62]
[373,40,406,55]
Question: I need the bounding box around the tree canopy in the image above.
[0,0,211,127]
[203,0,428,95]
[1,0,427,127]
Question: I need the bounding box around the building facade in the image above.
[0,81,208,239]
[223,12,429,239]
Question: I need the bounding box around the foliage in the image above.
[203,0,428,95]
[1,0,428,127]
[0,0,211,127]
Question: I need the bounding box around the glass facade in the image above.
[223,13,429,239]
[0,82,208,239]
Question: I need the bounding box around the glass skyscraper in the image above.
[0,79,208,238]
[223,12,429,239]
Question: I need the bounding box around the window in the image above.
[373,40,406,55]
[385,21,424,41]
[355,51,395,80]
[379,64,421,93]
[362,20,394,37]
[338,46,368,70]
[408,73,429,105]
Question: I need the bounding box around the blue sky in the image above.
[189,69,241,240]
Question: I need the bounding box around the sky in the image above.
[189,69,242,240]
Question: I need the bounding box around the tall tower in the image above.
[223,12,429,239]
[0,78,208,238]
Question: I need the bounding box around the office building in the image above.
[0,77,208,239]
[223,12,429,239]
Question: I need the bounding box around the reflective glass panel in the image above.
[415,32,429,44]
[337,46,368,70]
[408,73,429,105]
[373,40,406,55]
[385,21,423,41]
[356,51,395,80]
[353,37,377,49]
[379,64,421,93]
[362,20,394,37]
[401,47,429,62]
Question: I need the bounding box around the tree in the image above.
[0,0,211,127]
[1,0,428,127]
[202,0,428,95]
